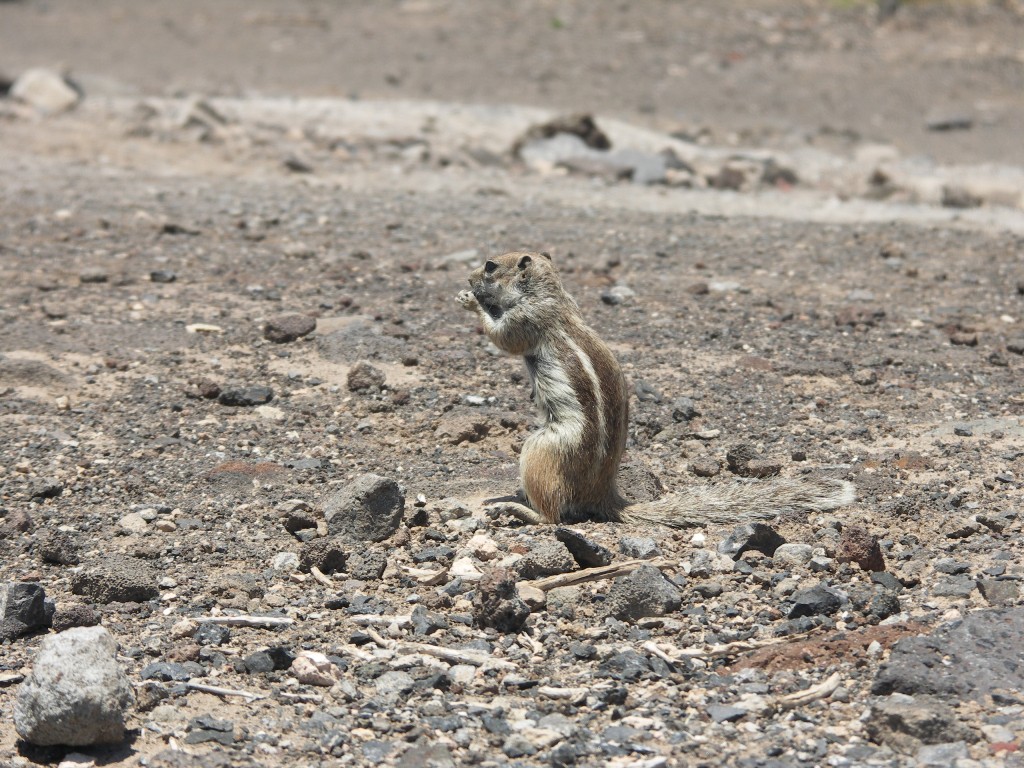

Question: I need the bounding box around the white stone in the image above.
[773,543,814,568]
[466,534,498,560]
[270,552,299,572]
[11,69,80,114]
[291,651,339,687]
[118,513,148,533]
[449,556,483,581]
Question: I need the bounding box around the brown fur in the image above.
[457,251,855,527]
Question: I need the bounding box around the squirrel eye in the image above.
[484,260,498,274]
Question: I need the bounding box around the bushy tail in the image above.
[620,477,855,528]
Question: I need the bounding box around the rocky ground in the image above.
[2,2,1024,767]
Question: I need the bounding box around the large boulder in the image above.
[15,626,134,746]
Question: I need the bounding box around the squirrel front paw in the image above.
[456,290,478,310]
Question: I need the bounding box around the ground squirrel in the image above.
[457,251,855,527]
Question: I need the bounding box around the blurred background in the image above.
[2,0,1023,166]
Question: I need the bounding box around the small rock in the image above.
[140,661,201,682]
[375,670,415,698]
[515,540,576,579]
[1,582,52,641]
[473,567,530,633]
[837,525,886,572]
[949,330,979,346]
[118,513,148,533]
[244,647,294,674]
[598,649,651,682]
[604,564,681,621]
[0,508,33,538]
[618,537,661,559]
[78,267,108,284]
[916,742,968,766]
[865,694,975,753]
[852,368,878,386]
[185,377,221,400]
[184,714,235,746]
[512,113,611,155]
[39,531,81,565]
[725,443,760,476]
[193,623,230,646]
[347,361,386,392]
[50,604,99,633]
[263,314,316,343]
[14,627,133,746]
[11,68,81,115]
[835,305,885,327]
[516,584,547,611]
[324,474,405,543]
[70,556,159,603]
[269,552,299,573]
[926,113,972,132]
[410,605,448,636]
[434,411,490,445]
[466,533,499,561]
[149,270,176,284]
[349,551,388,581]
[600,285,635,306]
[743,458,782,478]
[299,537,347,574]
[788,584,842,618]
[773,543,813,568]
[718,522,786,560]
[217,385,274,406]
[29,478,63,500]
[706,704,748,724]
[691,458,721,477]
[977,579,1019,607]
[672,396,699,422]
[554,528,613,568]
[291,651,340,686]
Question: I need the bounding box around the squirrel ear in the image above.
[539,251,552,261]
[517,255,532,270]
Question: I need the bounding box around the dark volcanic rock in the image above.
[515,540,576,579]
[51,603,100,632]
[788,584,842,618]
[554,527,614,568]
[865,694,976,753]
[718,522,786,560]
[263,313,316,343]
[346,361,386,392]
[299,537,348,574]
[324,473,405,543]
[38,530,82,565]
[837,525,886,572]
[218,385,274,407]
[71,556,159,603]
[603,564,681,621]
[0,582,52,641]
[473,566,530,633]
[871,608,1024,701]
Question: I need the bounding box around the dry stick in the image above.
[669,626,827,661]
[197,615,293,628]
[363,626,393,649]
[524,558,676,592]
[185,681,265,700]
[400,641,517,670]
[309,566,333,588]
[351,614,412,627]
[537,685,589,700]
[775,671,842,709]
